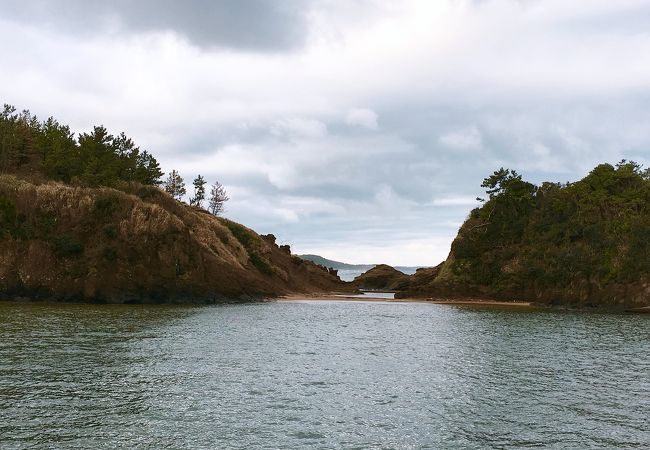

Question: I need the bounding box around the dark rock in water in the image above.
[352,264,410,291]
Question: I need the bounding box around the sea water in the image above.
[1,301,648,448]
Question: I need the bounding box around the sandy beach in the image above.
[279,293,535,308]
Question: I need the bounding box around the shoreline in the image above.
[278,293,535,308]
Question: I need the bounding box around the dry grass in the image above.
[0,174,345,303]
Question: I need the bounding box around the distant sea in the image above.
[337,266,421,282]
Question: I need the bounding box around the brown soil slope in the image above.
[0,175,347,303]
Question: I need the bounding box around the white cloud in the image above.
[301,235,454,267]
[432,196,479,207]
[271,208,300,223]
[439,126,482,151]
[269,117,328,139]
[345,108,379,130]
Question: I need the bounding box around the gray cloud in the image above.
[1,0,313,51]
[2,0,650,265]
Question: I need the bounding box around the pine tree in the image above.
[134,150,163,185]
[0,104,164,187]
[208,181,229,215]
[190,175,207,207]
[164,170,186,200]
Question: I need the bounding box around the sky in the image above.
[2,0,650,266]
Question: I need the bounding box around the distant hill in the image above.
[298,254,424,275]
[298,254,374,270]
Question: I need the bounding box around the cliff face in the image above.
[0,175,346,303]
[398,235,650,309]
[397,164,650,309]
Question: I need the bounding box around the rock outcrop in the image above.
[395,164,650,310]
[351,264,410,291]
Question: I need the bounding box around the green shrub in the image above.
[250,253,273,275]
[102,246,117,261]
[224,220,256,249]
[0,196,17,235]
[135,185,163,201]
[93,194,120,218]
[35,212,57,236]
[103,224,118,239]
[52,235,84,257]
[215,230,230,245]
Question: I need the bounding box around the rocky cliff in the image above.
[0,175,347,303]
[396,163,650,309]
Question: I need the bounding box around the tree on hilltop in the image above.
[208,181,229,215]
[0,104,164,187]
[190,174,207,207]
[164,170,186,200]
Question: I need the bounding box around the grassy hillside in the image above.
[0,175,347,303]
[0,105,348,303]
[399,162,650,308]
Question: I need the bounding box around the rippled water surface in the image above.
[1,300,649,449]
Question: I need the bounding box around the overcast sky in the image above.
[2,0,650,265]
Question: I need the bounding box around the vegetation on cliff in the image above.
[0,104,163,187]
[0,106,345,303]
[0,175,346,303]
[400,162,650,308]
[4,104,648,307]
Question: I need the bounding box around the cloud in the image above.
[300,235,456,267]
[269,117,328,140]
[346,108,379,130]
[439,126,482,151]
[0,0,314,51]
[2,0,650,265]
[432,196,480,207]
